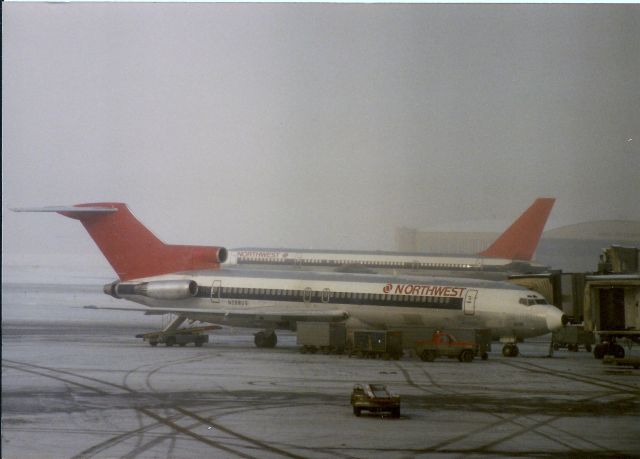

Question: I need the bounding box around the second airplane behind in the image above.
[226,198,555,279]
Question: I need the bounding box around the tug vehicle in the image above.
[136,326,216,347]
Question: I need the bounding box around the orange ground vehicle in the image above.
[415,331,477,362]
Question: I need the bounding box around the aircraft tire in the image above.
[254,332,266,347]
[502,344,519,357]
[165,337,176,347]
[265,332,277,348]
[254,331,278,348]
[593,343,607,359]
[613,344,625,358]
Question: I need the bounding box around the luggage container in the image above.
[296,322,346,354]
[348,330,403,360]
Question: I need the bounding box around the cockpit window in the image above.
[520,298,545,306]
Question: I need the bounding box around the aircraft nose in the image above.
[545,307,568,332]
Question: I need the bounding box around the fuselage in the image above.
[108,268,565,342]
[225,248,549,280]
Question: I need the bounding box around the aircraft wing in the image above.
[83,304,349,323]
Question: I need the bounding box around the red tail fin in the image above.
[478,198,555,261]
[16,203,227,281]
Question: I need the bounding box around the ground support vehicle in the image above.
[402,328,490,360]
[350,383,400,418]
[347,330,403,360]
[136,325,219,347]
[297,322,346,354]
[415,331,477,362]
[552,324,595,352]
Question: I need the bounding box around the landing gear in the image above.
[593,342,625,359]
[502,344,519,357]
[254,331,277,348]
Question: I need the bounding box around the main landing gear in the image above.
[254,331,277,348]
[593,341,625,359]
[502,344,520,357]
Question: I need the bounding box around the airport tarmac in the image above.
[2,282,640,458]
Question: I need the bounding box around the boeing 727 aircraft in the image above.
[226,198,555,279]
[14,202,566,357]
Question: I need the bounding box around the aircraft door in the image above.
[211,280,221,303]
[303,287,312,303]
[464,289,478,315]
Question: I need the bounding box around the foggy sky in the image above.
[3,4,639,264]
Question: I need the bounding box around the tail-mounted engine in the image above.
[104,280,199,300]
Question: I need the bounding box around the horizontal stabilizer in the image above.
[12,206,117,214]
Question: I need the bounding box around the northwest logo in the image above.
[383,283,465,297]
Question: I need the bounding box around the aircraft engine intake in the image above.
[104,280,199,300]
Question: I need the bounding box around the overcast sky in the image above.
[3,4,639,264]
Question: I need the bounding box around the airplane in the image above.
[224,198,556,279]
[13,202,567,357]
